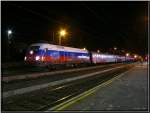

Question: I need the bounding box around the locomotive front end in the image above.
[24,45,45,67]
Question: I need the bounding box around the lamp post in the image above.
[113,47,117,62]
[59,29,66,46]
[52,31,55,44]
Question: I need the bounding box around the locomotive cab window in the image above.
[28,46,40,54]
[45,48,48,52]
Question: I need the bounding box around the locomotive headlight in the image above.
[35,56,40,61]
[30,50,34,55]
[24,56,27,61]
[41,56,44,61]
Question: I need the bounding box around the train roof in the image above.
[30,43,89,53]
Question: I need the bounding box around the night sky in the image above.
[2,1,148,56]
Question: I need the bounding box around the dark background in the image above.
[1,1,148,62]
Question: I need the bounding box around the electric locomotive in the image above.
[24,43,90,68]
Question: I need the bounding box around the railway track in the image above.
[2,64,134,111]
[2,63,126,91]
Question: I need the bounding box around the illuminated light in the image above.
[126,53,130,57]
[24,56,27,61]
[83,48,86,50]
[114,47,117,50]
[59,29,66,37]
[41,56,44,61]
[101,55,104,58]
[134,55,137,58]
[78,56,89,59]
[8,30,12,35]
[30,50,34,55]
[35,56,40,61]
[97,50,100,53]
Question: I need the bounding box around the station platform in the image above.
[64,62,148,111]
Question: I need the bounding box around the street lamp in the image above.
[125,53,130,62]
[6,29,13,60]
[126,53,130,57]
[8,30,12,35]
[59,29,67,45]
[134,55,137,58]
[83,47,87,50]
[114,47,117,50]
[7,30,12,44]
[60,30,66,37]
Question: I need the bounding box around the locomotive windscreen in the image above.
[28,46,40,54]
